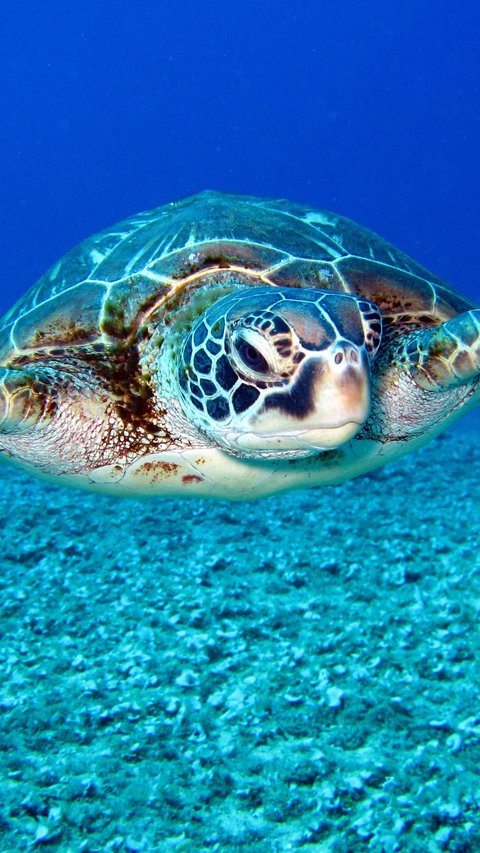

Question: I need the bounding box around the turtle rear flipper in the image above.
[401,309,480,390]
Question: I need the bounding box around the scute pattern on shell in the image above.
[0,191,474,364]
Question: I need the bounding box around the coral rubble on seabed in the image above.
[0,417,480,851]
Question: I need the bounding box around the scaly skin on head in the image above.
[167,286,382,458]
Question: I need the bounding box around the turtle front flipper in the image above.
[400,310,480,390]
[0,366,51,433]
[0,361,117,478]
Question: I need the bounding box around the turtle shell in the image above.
[0,190,474,366]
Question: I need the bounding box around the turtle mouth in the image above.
[222,419,363,457]
[221,350,371,457]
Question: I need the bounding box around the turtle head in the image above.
[176,286,382,458]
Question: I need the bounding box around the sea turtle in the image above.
[0,190,479,500]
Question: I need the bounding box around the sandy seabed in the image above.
[1,419,480,852]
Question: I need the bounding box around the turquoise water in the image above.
[1,415,480,851]
[2,2,480,850]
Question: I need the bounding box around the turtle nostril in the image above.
[333,344,361,367]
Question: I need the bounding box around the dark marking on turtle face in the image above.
[232,384,260,414]
[211,318,226,340]
[190,381,202,398]
[193,322,208,346]
[263,361,317,418]
[183,336,193,365]
[206,395,230,421]
[193,349,212,374]
[200,378,217,395]
[206,338,221,356]
[216,356,237,391]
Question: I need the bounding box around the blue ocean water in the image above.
[2,1,480,314]
[1,2,480,850]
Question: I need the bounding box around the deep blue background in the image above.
[1,1,479,317]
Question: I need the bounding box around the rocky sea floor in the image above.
[1,419,480,852]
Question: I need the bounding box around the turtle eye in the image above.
[230,328,274,376]
[234,337,270,374]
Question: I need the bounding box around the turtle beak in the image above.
[234,341,371,455]
[299,341,371,448]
